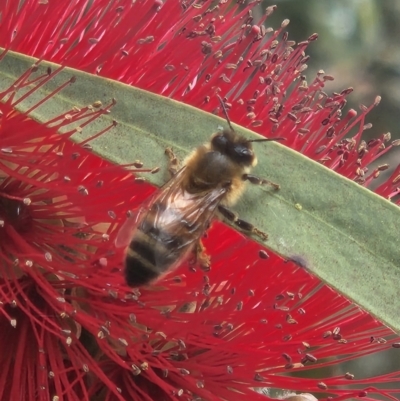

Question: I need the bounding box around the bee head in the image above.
[211,130,256,167]
[213,95,285,166]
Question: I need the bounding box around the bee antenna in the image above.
[217,95,235,132]
[247,137,286,143]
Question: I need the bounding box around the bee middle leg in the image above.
[165,147,180,178]
[242,173,280,190]
[217,205,268,241]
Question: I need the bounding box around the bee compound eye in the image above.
[212,134,228,151]
[231,145,254,164]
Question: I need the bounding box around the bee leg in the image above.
[217,205,268,241]
[242,174,280,190]
[190,241,211,272]
[165,147,180,177]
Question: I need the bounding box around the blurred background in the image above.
[266,0,400,188]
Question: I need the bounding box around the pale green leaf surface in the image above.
[1,50,399,332]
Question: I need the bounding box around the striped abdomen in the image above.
[124,201,198,287]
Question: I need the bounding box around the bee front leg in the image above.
[217,205,268,241]
[242,174,280,190]
[165,147,180,178]
[190,241,211,272]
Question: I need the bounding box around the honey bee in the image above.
[116,97,284,287]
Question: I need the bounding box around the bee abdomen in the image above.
[124,229,183,287]
[125,249,160,287]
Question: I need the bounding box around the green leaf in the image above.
[2,49,400,332]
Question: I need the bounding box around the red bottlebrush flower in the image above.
[1,0,399,202]
[1,1,400,401]
[0,63,155,400]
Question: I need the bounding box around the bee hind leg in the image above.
[165,147,180,177]
[217,205,268,241]
[190,241,211,272]
[242,173,280,190]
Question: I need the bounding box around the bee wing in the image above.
[150,167,228,249]
[115,208,145,248]
[114,169,188,250]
